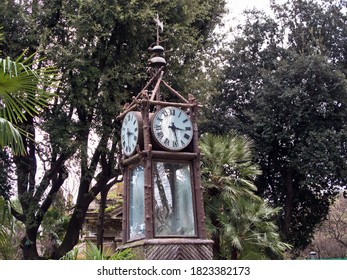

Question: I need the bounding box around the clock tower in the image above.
[117,15,213,260]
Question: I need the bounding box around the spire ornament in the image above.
[148,14,166,71]
[154,13,164,44]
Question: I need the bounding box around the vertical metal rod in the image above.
[189,96,207,239]
[141,96,154,239]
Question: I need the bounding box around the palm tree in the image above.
[219,197,291,259]
[200,133,290,259]
[200,132,261,201]
[0,28,55,155]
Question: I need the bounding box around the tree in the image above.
[200,133,260,258]
[200,133,289,259]
[218,197,290,260]
[1,25,56,258]
[307,193,347,259]
[0,0,226,259]
[204,0,347,255]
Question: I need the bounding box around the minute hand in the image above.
[174,126,187,131]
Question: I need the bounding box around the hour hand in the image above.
[168,122,178,141]
[126,128,133,145]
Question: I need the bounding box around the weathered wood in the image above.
[147,100,195,108]
[151,150,198,160]
[118,239,213,260]
[150,71,164,102]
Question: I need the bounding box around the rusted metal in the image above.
[150,71,164,102]
[117,15,212,260]
[189,98,207,239]
[151,151,198,160]
[116,67,165,120]
[148,100,195,108]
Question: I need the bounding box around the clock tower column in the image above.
[117,15,213,260]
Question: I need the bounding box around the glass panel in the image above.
[153,162,196,236]
[129,165,145,240]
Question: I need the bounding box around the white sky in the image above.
[227,0,272,14]
[216,0,287,41]
[224,0,287,25]
[227,0,287,15]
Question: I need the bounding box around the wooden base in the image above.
[118,238,213,260]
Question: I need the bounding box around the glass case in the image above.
[129,165,145,240]
[153,161,196,236]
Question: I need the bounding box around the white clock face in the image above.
[152,107,193,151]
[121,112,139,156]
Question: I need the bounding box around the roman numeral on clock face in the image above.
[164,138,170,146]
[121,112,140,156]
[152,107,193,151]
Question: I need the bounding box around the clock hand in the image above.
[168,122,178,141]
[126,128,134,148]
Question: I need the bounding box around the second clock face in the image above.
[121,112,139,156]
[152,106,193,151]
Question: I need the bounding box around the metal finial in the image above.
[148,13,166,70]
[154,13,163,45]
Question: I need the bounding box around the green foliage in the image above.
[0,27,56,155]
[84,242,134,260]
[0,118,25,155]
[0,196,16,259]
[200,132,261,201]
[0,53,55,124]
[205,0,347,254]
[200,133,289,259]
[60,242,135,260]
[0,0,226,259]
[41,191,68,238]
[0,149,13,199]
[59,246,79,260]
[39,191,70,258]
[218,197,291,260]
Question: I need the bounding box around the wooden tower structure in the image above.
[117,15,213,260]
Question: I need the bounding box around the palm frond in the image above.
[59,246,80,260]
[83,241,135,260]
[0,54,56,124]
[0,118,25,155]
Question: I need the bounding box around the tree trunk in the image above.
[211,230,221,259]
[283,168,294,239]
[97,186,111,253]
[231,247,238,260]
[21,229,40,260]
